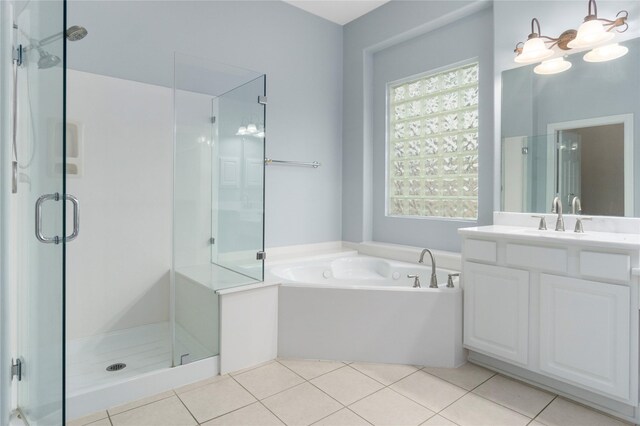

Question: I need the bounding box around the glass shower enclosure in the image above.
[1,0,66,424]
[173,53,266,366]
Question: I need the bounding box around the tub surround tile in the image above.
[536,397,632,426]
[472,375,555,419]
[178,377,256,423]
[66,411,109,426]
[262,382,342,426]
[420,414,457,426]
[422,363,494,391]
[234,362,305,399]
[201,402,284,425]
[439,393,530,426]
[109,396,196,426]
[349,388,434,426]
[390,370,467,412]
[313,408,371,426]
[108,390,174,416]
[310,366,384,405]
[278,358,344,380]
[350,362,418,385]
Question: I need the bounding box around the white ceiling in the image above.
[283,0,391,25]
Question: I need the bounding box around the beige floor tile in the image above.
[86,420,111,426]
[422,363,494,391]
[473,375,555,418]
[349,388,434,426]
[108,390,174,415]
[66,411,109,426]
[311,366,384,405]
[178,377,256,423]
[278,358,344,380]
[420,414,457,426]
[390,370,467,412]
[263,382,342,426]
[229,360,275,376]
[110,395,196,426]
[234,361,305,399]
[201,402,284,425]
[439,393,530,426]
[529,421,545,426]
[174,374,229,394]
[313,408,371,426]
[351,362,418,385]
[535,397,631,426]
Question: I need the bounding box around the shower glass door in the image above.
[13,0,66,423]
[213,76,266,281]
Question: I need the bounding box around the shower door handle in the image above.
[35,193,80,244]
[65,194,80,242]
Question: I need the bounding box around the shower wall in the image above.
[66,70,172,339]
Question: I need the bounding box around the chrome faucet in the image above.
[571,196,582,215]
[418,249,438,288]
[551,196,565,231]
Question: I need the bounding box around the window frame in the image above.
[384,57,480,222]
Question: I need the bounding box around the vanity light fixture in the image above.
[534,57,573,75]
[514,0,629,69]
[583,42,629,62]
[514,19,555,64]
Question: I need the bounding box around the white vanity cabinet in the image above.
[459,223,640,423]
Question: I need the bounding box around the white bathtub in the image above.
[270,254,465,368]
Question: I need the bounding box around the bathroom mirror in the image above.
[501,36,639,217]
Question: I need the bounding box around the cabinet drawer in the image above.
[506,244,567,273]
[580,251,630,282]
[464,239,497,263]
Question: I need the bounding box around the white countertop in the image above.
[459,225,640,251]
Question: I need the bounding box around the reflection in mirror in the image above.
[501,37,639,217]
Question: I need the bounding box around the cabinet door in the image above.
[463,262,530,365]
[539,274,630,400]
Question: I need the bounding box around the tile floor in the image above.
[67,359,634,426]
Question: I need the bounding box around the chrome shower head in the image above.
[66,25,88,41]
[37,47,60,69]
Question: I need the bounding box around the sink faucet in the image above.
[551,196,565,232]
[571,196,582,215]
[418,249,438,288]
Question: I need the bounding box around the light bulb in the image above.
[515,37,554,64]
[246,124,257,134]
[583,43,629,62]
[236,126,247,135]
[568,19,614,49]
[534,57,572,75]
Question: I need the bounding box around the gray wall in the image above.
[67,0,343,248]
[342,0,493,251]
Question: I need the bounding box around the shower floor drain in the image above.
[106,363,126,372]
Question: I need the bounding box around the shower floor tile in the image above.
[68,359,635,426]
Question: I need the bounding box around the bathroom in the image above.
[0,0,639,425]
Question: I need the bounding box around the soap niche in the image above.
[51,121,83,178]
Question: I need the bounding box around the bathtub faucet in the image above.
[418,249,438,288]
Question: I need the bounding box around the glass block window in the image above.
[388,62,478,220]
